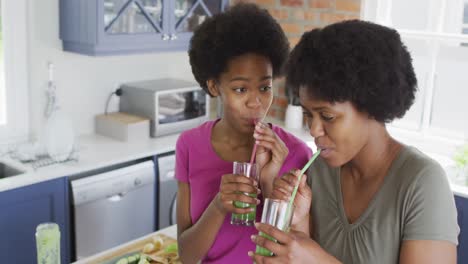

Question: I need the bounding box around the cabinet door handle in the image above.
[162,34,169,41]
[170,34,178,40]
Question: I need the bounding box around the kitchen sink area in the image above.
[0,161,25,179]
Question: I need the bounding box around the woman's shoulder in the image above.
[395,146,459,245]
[394,145,449,193]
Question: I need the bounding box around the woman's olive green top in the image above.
[308,145,459,264]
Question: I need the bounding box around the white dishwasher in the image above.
[71,160,155,260]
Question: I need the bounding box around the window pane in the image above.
[104,0,129,26]
[391,37,430,130]
[0,1,5,125]
[175,2,207,33]
[139,0,163,28]
[430,42,468,138]
[391,0,430,31]
[174,0,223,33]
[105,0,162,34]
[464,2,468,24]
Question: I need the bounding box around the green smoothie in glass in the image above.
[36,222,61,264]
[230,162,259,226]
[255,198,294,256]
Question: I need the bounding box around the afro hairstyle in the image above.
[188,3,290,96]
[287,20,417,123]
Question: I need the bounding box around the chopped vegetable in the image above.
[152,235,164,251]
[142,242,155,253]
[164,243,178,254]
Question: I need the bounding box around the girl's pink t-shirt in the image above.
[175,119,312,263]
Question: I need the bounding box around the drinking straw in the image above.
[285,149,321,226]
[249,118,262,166]
[249,144,258,166]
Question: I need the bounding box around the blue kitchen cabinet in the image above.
[60,0,228,56]
[0,177,70,264]
[455,195,468,264]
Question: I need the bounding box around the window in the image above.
[0,0,29,143]
[0,1,5,125]
[463,1,468,34]
[362,0,468,157]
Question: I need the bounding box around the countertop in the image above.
[0,133,180,192]
[72,225,178,264]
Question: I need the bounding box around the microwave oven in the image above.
[119,78,210,137]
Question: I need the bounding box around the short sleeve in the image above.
[175,133,189,183]
[403,163,459,245]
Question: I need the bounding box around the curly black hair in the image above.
[188,3,289,96]
[287,20,417,123]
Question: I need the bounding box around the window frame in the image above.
[463,0,468,34]
[0,0,30,143]
[361,0,468,157]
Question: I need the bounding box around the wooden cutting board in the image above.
[88,234,178,264]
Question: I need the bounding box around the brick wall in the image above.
[230,0,361,120]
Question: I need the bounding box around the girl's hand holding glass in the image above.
[214,171,261,215]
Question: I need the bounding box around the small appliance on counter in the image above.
[119,78,209,137]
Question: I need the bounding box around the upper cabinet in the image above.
[59,0,228,56]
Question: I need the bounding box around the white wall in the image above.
[27,0,195,138]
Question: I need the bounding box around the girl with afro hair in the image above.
[175,3,312,263]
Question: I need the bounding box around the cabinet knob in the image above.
[162,34,169,41]
[170,34,178,40]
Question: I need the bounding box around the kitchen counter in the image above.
[72,225,178,264]
[0,133,180,192]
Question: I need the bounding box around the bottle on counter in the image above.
[36,222,61,264]
[44,62,75,163]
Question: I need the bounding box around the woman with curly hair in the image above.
[175,3,312,263]
[250,20,459,264]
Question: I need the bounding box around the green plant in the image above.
[454,144,468,169]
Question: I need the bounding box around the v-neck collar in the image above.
[336,145,409,230]
[208,119,232,163]
[208,119,275,163]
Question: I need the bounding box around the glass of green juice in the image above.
[36,222,61,264]
[230,161,259,226]
[255,198,294,256]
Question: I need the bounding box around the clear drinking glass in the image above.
[36,222,61,264]
[230,161,259,226]
[255,198,294,256]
